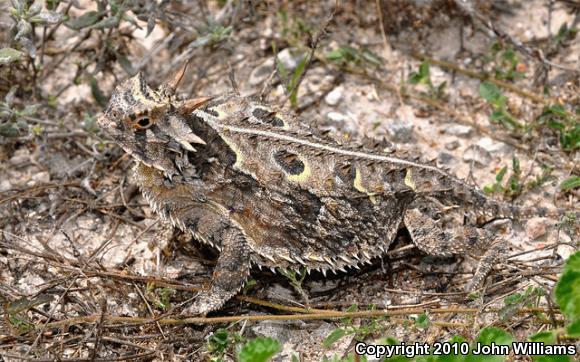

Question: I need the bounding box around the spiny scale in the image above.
[97,67,576,315]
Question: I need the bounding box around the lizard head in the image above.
[98,64,212,177]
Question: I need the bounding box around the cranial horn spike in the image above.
[187,133,206,145]
[179,96,215,115]
[164,61,190,95]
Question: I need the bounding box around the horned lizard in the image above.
[97,65,572,315]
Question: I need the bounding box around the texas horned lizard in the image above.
[97,65,568,315]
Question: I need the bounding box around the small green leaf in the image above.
[529,331,572,362]
[512,157,520,174]
[92,16,120,29]
[117,53,135,75]
[479,82,502,103]
[559,176,580,191]
[0,123,21,137]
[89,76,107,107]
[529,331,557,344]
[465,327,512,362]
[46,0,61,11]
[66,11,101,30]
[560,125,580,151]
[207,328,230,354]
[495,166,507,182]
[288,56,307,107]
[547,120,566,130]
[489,110,506,122]
[30,11,64,24]
[546,104,567,118]
[323,328,348,348]
[0,48,24,64]
[555,251,580,321]
[361,49,383,66]
[7,295,53,314]
[238,337,281,362]
[414,313,430,329]
[476,326,513,345]
[566,319,580,337]
[437,336,468,362]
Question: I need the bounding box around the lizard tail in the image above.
[479,198,578,221]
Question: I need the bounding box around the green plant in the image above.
[483,157,523,198]
[278,10,311,44]
[326,45,382,68]
[145,283,176,310]
[323,354,368,362]
[367,253,580,361]
[274,46,309,108]
[479,82,522,130]
[499,286,545,322]
[8,0,65,58]
[485,43,526,81]
[555,251,580,337]
[559,176,580,192]
[277,267,308,301]
[408,61,447,100]
[537,104,580,151]
[5,295,53,334]
[0,86,41,137]
[207,328,243,362]
[552,23,578,48]
[527,166,555,191]
[238,337,281,362]
[323,305,391,349]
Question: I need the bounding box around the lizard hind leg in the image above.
[181,226,252,316]
[403,204,507,291]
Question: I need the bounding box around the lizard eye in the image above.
[136,117,152,129]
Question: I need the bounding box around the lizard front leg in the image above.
[181,226,251,315]
[134,163,252,315]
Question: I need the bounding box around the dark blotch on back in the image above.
[253,108,284,127]
[203,108,219,117]
[274,150,305,175]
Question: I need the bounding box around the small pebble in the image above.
[477,137,511,154]
[324,87,343,106]
[327,111,349,123]
[463,144,491,167]
[445,140,460,150]
[446,124,473,137]
[526,217,547,240]
[276,47,305,71]
[437,152,456,165]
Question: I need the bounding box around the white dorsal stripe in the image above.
[209,122,452,177]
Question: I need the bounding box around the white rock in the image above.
[277,48,305,71]
[477,137,511,154]
[324,87,343,106]
[31,171,50,184]
[327,111,349,123]
[446,124,473,137]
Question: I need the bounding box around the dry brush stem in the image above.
[36,306,563,329]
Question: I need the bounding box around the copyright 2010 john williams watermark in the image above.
[355,341,577,359]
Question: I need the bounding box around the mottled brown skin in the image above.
[98,69,568,315]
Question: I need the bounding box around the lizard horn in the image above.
[179,96,215,114]
[162,60,190,95]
